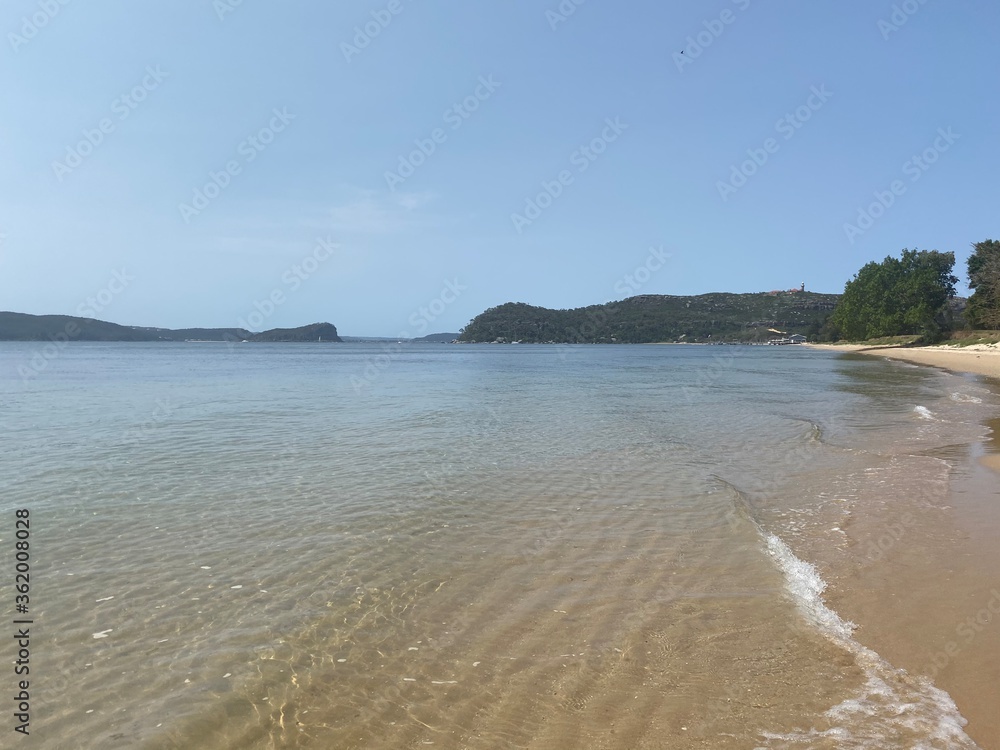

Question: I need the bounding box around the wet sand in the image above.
[810,342,1000,475]
[822,450,1000,749]
[806,342,1000,748]
[806,342,1000,380]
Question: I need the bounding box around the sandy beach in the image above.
[805,340,1000,747]
[806,342,1000,380]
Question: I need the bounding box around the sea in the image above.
[1,341,998,749]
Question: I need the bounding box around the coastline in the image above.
[804,342,1000,380]
[806,342,1000,475]
[806,341,1000,747]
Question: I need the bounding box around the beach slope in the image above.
[806,342,1000,380]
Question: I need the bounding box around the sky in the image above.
[1,0,998,337]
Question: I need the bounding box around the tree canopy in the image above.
[965,239,1000,330]
[829,249,957,341]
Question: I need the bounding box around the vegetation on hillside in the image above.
[245,322,341,342]
[0,312,341,342]
[826,249,958,342]
[458,291,838,344]
[0,312,185,341]
[7,237,998,348]
[965,239,1000,330]
[460,239,998,347]
[412,332,461,342]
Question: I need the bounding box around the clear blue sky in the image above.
[2,0,997,336]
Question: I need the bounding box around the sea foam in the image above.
[759,533,979,748]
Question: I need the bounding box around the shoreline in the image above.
[805,342,1000,380]
[806,342,1000,475]
[807,340,1000,747]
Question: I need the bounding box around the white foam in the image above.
[914,406,936,420]
[950,393,983,404]
[760,533,979,748]
[764,534,855,641]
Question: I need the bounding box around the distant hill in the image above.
[247,322,341,342]
[0,312,341,343]
[412,332,460,342]
[458,292,840,344]
[0,312,177,341]
[132,325,252,342]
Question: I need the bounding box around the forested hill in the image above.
[0,312,342,342]
[458,291,839,344]
[247,322,342,342]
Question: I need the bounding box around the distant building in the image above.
[767,283,806,296]
[767,334,808,345]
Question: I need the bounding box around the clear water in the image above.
[1,342,996,748]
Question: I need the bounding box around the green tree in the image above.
[966,239,1000,329]
[830,249,958,341]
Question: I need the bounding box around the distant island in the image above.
[0,312,342,343]
[458,290,839,344]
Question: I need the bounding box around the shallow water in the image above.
[1,342,997,748]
